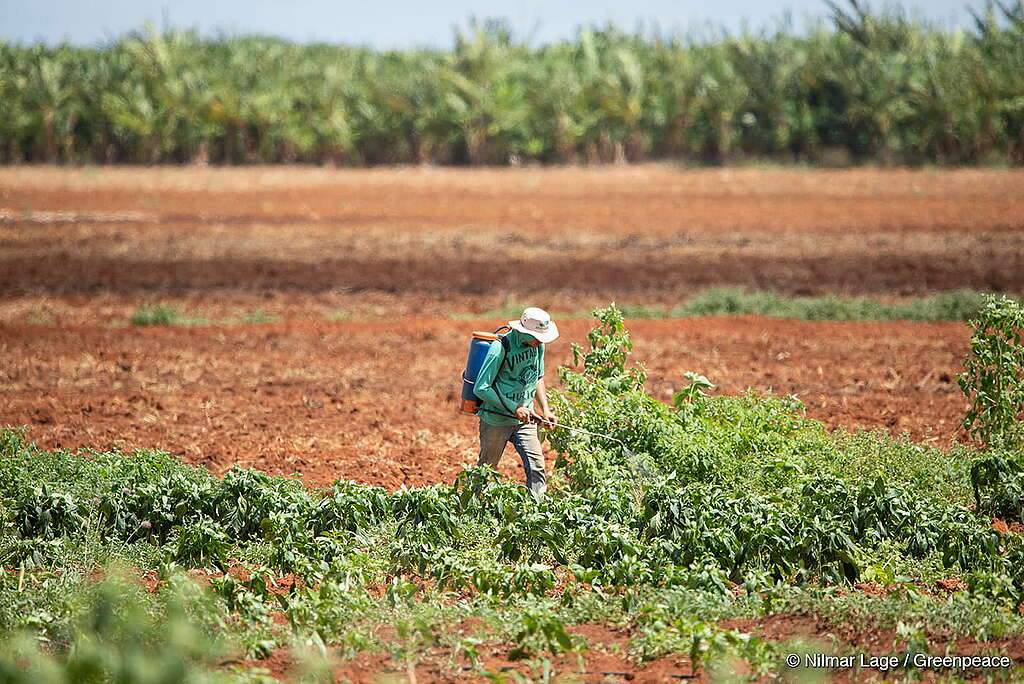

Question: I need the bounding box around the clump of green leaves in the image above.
[508,608,583,660]
[568,303,647,393]
[958,294,1024,450]
[970,454,1024,522]
[672,372,715,405]
[130,304,180,326]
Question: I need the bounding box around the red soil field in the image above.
[1,166,1023,300]
[0,166,1014,487]
[0,317,970,489]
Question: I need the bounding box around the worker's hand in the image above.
[531,410,557,426]
[515,406,533,423]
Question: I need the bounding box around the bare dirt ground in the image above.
[1,166,1022,303]
[0,317,970,489]
[0,165,1016,488]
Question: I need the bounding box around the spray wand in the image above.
[477,408,642,462]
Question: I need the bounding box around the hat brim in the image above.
[508,320,559,344]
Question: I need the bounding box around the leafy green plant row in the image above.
[2,1,1023,166]
[663,287,1007,322]
[456,289,1014,324]
[2,415,1022,603]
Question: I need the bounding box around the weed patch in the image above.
[130,303,181,326]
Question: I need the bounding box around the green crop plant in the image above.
[970,454,1024,521]
[12,486,85,540]
[958,294,1024,450]
[568,303,647,393]
[173,519,232,568]
[508,608,583,660]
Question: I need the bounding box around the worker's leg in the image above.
[510,423,546,499]
[477,420,515,469]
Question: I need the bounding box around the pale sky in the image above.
[0,0,976,48]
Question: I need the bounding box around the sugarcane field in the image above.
[2,4,1024,683]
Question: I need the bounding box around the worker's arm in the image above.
[535,377,557,424]
[473,341,505,409]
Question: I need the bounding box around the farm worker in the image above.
[473,307,559,499]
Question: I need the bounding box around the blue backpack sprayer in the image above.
[458,326,512,416]
[458,326,637,454]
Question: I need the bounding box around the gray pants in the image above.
[477,421,546,499]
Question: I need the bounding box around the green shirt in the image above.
[474,330,545,426]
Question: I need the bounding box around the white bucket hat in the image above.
[509,307,559,344]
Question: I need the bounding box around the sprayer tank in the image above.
[459,331,500,414]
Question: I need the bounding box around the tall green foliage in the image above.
[1,2,1023,165]
[568,304,647,392]
[958,294,1024,450]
